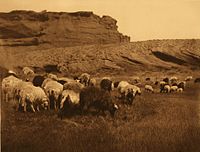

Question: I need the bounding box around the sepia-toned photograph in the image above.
[0,0,200,152]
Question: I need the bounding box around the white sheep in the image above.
[78,73,90,86]
[43,80,63,110]
[131,76,140,83]
[163,85,171,93]
[47,73,58,81]
[117,81,130,94]
[63,81,84,93]
[22,67,34,76]
[177,88,183,93]
[19,85,49,112]
[2,75,22,103]
[145,85,154,93]
[88,78,97,86]
[185,76,193,81]
[122,84,141,104]
[60,90,80,109]
[170,86,178,92]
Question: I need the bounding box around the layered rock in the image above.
[0,10,130,47]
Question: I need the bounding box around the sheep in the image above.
[145,85,154,93]
[122,84,141,104]
[7,70,18,77]
[32,75,46,87]
[58,90,80,119]
[2,75,22,102]
[47,73,58,81]
[117,81,130,93]
[22,67,34,76]
[159,81,166,93]
[43,80,63,110]
[185,76,193,81]
[57,77,75,85]
[79,86,118,117]
[14,81,34,110]
[178,81,186,90]
[194,78,200,83]
[100,78,114,92]
[114,81,120,88]
[170,76,178,84]
[18,85,49,112]
[177,88,183,93]
[88,78,97,86]
[78,73,90,86]
[163,85,171,93]
[163,77,169,84]
[145,77,151,81]
[131,76,140,83]
[63,81,84,93]
[170,86,178,92]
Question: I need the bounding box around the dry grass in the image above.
[1,80,200,152]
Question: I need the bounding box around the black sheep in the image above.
[79,86,118,117]
[100,79,113,92]
[32,75,45,87]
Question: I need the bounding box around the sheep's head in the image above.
[60,94,72,109]
[42,97,49,110]
[109,103,118,117]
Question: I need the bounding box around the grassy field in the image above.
[1,79,200,152]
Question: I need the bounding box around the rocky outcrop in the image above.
[0,10,130,47]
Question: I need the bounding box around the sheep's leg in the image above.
[36,105,40,111]
[30,104,36,113]
[5,93,8,102]
[54,101,57,110]
[23,102,27,112]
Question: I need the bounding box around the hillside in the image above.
[1,39,200,77]
[0,10,130,47]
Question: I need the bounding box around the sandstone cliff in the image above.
[0,10,130,47]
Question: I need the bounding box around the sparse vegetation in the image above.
[1,76,200,152]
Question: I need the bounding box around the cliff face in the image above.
[0,10,130,47]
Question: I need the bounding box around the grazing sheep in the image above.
[178,81,186,90]
[7,70,18,78]
[47,73,58,81]
[132,76,140,83]
[145,85,154,93]
[145,77,151,81]
[170,86,178,92]
[18,85,49,112]
[57,77,76,85]
[43,80,63,110]
[163,77,169,84]
[122,84,141,104]
[2,75,22,102]
[58,90,80,119]
[88,78,97,86]
[114,81,120,88]
[14,81,34,110]
[79,86,118,117]
[22,67,34,76]
[159,81,166,93]
[100,78,114,92]
[163,85,171,93]
[185,76,193,81]
[170,76,178,84]
[63,81,84,93]
[59,90,80,109]
[194,78,200,83]
[117,81,130,93]
[78,73,90,86]
[177,88,183,93]
[32,75,46,87]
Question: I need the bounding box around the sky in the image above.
[0,0,200,41]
